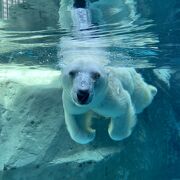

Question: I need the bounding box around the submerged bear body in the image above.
[61,60,157,144]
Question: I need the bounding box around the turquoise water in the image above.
[0,0,180,180]
[0,1,179,69]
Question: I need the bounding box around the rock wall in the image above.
[2,0,60,31]
[0,66,179,180]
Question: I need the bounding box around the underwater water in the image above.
[0,0,180,179]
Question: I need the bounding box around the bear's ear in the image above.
[149,85,157,96]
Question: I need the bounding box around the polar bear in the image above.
[61,59,157,144]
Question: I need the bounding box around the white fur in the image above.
[61,60,157,144]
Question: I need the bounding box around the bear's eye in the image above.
[69,70,76,77]
[92,72,101,80]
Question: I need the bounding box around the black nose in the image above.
[77,90,89,104]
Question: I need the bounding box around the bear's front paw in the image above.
[71,129,96,144]
[108,128,132,141]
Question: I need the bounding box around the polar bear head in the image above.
[61,59,108,106]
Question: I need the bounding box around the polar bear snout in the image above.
[74,88,93,105]
[72,72,94,105]
[77,89,90,104]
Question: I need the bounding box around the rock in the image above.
[0,65,62,172]
[170,70,180,121]
[2,0,59,31]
